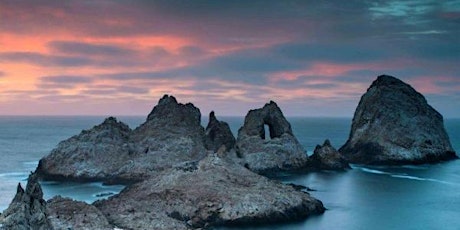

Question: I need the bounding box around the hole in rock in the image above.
[264,124,271,140]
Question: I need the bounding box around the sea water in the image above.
[0,116,459,230]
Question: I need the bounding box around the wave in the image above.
[355,166,458,186]
[0,172,28,178]
[357,167,389,175]
[390,175,457,185]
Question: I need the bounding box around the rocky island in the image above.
[339,75,457,164]
[2,95,330,229]
[4,74,453,229]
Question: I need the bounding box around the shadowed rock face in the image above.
[36,95,207,183]
[308,140,350,170]
[0,173,53,230]
[339,75,457,164]
[204,111,236,152]
[94,154,325,230]
[47,196,113,230]
[235,101,308,174]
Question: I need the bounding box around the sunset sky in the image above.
[1,1,459,117]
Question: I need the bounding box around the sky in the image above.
[0,0,459,118]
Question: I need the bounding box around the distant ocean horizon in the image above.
[1,116,459,230]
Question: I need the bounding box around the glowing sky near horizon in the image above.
[0,0,459,117]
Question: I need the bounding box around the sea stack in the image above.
[308,140,350,170]
[235,101,309,173]
[339,75,457,164]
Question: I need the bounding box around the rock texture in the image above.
[36,95,208,183]
[308,140,350,170]
[204,111,236,152]
[47,196,113,230]
[95,154,325,229]
[235,101,309,174]
[339,75,457,164]
[36,117,135,183]
[0,173,53,230]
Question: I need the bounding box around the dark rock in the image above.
[204,111,236,152]
[308,140,350,170]
[36,95,208,183]
[36,116,136,182]
[235,101,309,174]
[95,154,324,229]
[47,196,113,230]
[0,173,53,230]
[339,75,457,164]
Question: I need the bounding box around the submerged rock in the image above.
[36,95,208,183]
[94,154,325,229]
[308,140,350,170]
[235,101,309,174]
[0,173,53,230]
[339,75,457,164]
[47,196,113,230]
[204,111,236,152]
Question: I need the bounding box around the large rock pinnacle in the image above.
[1,173,53,230]
[204,111,236,152]
[339,75,457,164]
[235,101,308,174]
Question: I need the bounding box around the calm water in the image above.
[0,116,459,230]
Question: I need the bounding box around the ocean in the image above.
[0,116,459,230]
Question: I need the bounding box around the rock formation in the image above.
[94,154,325,229]
[339,75,457,164]
[0,173,53,230]
[36,117,134,183]
[36,95,208,183]
[47,196,113,230]
[235,101,309,174]
[28,95,326,229]
[308,140,350,170]
[204,111,236,152]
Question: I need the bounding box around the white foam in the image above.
[390,174,457,185]
[359,167,389,175]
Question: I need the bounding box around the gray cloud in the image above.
[41,75,93,84]
[271,42,389,63]
[48,41,137,57]
[0,52,92,67]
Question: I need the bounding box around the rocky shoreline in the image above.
[1,75,457,229]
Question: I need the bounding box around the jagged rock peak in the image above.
[339,75,457,164]
[146,94,201,126]
[309,140,350,171]
[204,111,236,152]
[1,172,53,230]
[92,116,131,134]
[25,172,44,200]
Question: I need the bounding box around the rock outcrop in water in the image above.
[0,173,53,230]
[36,95,207,183]
[204,111,236,152]
[28,94,327,228]
[308,140,350,170]
[235,101,309,174]
[94,154,325,229]
[339,75,457,164]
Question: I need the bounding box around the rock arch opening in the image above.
[264,124,271,140]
